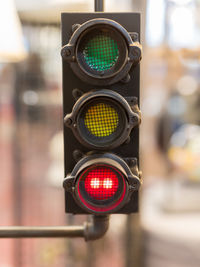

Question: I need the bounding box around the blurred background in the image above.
[0,0,200,266]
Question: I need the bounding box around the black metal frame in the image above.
[63,153,141,215]
[61,18,142,85]
[64,89,141,150]
[62,12,140,215]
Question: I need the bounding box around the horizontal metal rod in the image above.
[0,226,85,238]
[0,215,110,240]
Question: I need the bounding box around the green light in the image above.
[83,33,119,71]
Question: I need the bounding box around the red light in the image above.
[84,167,119,200]
[103,178,113,189]
[76,164,127,213]
[90,178,100,189]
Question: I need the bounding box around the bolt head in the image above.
[131,116,138,123]
[65,49,71,56]
[132,47,141,61]
[65,118,72,125]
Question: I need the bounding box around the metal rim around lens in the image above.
[61,18,138,85]
[77,97,127,149]
[63,153,141,214]
[75,164,127,213]
[76,24,128,80]
[64,89,140,150]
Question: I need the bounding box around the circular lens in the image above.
[77,98,127,148]
[76,164,127,213]
[77,26,127,79]
[84,102,119,137]
[84,166,119,200]
[83,33,119,72]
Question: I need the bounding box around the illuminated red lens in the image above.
[76,164,127,213]
[84,167,119,200]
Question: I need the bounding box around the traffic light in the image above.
[61,13,142,214]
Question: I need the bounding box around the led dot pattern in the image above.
[84,102,119,137]
[84,166,119,200]
[83,33,119,71]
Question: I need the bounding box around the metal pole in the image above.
[95,0,104,12]
[0,215,109,241]
[0,226,84,238]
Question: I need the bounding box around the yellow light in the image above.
[84,103,119,137]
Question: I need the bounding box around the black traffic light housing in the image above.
[61,12,141,214]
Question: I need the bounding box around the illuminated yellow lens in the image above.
[84,103,119,137]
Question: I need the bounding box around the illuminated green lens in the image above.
[83,33,119,71]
